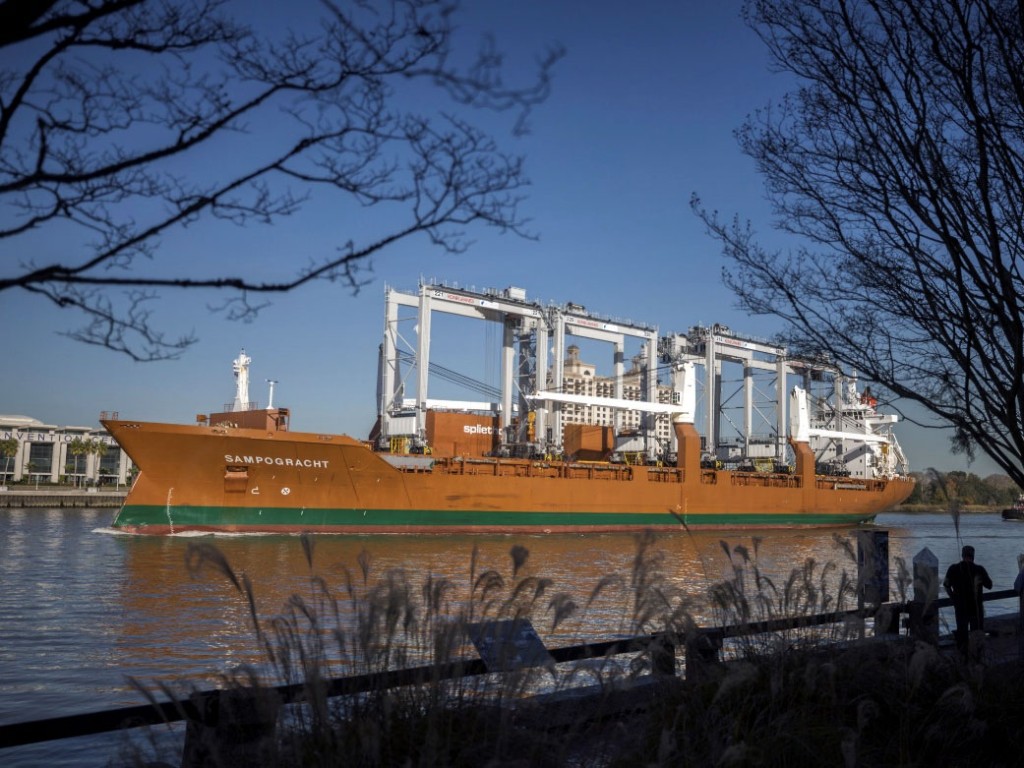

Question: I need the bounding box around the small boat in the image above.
[1002,493,1024,521]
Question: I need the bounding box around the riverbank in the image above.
[0,488,126,508]
[891,503,1001,514]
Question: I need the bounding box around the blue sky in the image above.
[0,0,1002,476]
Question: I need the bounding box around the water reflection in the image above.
[6,507,1018,768]
[0,510,997,718]
[111,526,891,676]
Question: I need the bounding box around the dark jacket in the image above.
[943,560,992,609]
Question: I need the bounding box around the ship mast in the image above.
[266,379,278,410]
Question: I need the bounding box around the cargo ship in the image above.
[102,282,914,534]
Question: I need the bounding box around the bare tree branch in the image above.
[0,0,563,360]
[694,0,1024,485]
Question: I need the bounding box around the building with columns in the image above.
[0,415,133,488]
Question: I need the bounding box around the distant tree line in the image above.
[904,470,1019,507]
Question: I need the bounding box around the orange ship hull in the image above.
[103,419,914,535]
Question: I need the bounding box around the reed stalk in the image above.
[120,530,1024,767]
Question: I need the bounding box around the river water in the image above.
[1,507,1022,767]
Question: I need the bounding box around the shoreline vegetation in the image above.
[897,504,1005,514]
[108,531,1024,767]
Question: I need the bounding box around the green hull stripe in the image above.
[113,505,873,529]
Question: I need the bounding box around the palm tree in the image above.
[68,437,88,487]
[89,439,109,486]
[0,438,16,486]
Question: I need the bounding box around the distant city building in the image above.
[557,345,673,447]
[0,415,133,487]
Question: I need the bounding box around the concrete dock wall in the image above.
[0,489,127,508]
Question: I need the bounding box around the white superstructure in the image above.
[231,349,252,411]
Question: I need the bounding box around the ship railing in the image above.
[815,477,887,492]
[646,467,684,483]
[430,457,639,481]
[4,587,1022,761]
[220,402,262,412]
[728,471,802,489]
[441,459,680,482]
[697,467,803,489]
[700,469,718,485]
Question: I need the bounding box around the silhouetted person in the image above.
[943,545,992,656]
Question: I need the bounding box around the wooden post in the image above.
[684,630,722,682]
[650,633,677,677]
[908,547,939,644]
[856,530,891,638]
[180,687,280,768]
[873,603,900,636]
[856,530,890,607]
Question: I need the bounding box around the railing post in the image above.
[909,547,939,644]
[856,530,890,606]
[180,687,280,768]
[650,633,677,677]
[684,629,722,682]
[874,602,900,636]
[857,530,890,640]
